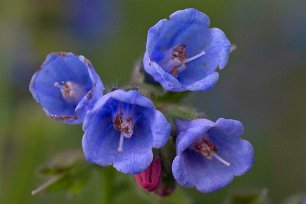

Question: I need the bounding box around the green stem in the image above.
[102,167,115,204]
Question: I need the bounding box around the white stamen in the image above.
[183,51,206,64]
[117,133,125,152]
[212,152,230,167]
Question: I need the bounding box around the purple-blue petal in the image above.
[152,110,171,148]
[146,19,167,54]
[75,56,104,121]
[207,28,231,70]
[82,100,154,172]
[83,116,154,172]
[172,155,194,188]
[143,52,184,92]
[177,29,230,88]
[102,89,155,110]
[175,119,214,155]
[150,8,210,56]
[179,149,234,193]
[173,118,254,193]
[185,72,219,91]
[169,8,210,26]
[82,107,115,166]
[213,118,245,137]
[208,120,254,176]
[113,150,153,174]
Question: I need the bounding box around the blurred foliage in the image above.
[224,189,270,204]
[1,0,306,204]
[32,150,91,197]
[281,194,306,204]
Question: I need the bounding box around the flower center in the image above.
[54,81,85,103]
[113,112,134,152]
[164,44,206,77]
[194,137,230,167]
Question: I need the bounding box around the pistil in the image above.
[211,153,230,167]
[113,112,134,152]
[183,51,206,63]
[117,132,125,152]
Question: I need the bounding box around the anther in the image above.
[195,137,230,167]
[54,81,85,103]
[113,112,134,152]
[169,44,206,77]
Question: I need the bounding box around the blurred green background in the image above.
[0,0,306,203]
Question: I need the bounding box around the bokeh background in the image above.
[0,0,306,203]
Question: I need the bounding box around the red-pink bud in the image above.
[133,158,161,192]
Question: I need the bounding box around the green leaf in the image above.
[32,150,92,197]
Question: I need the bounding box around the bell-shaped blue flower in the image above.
[82,89,171,174]
[143,8,231,92]
[29,52,103,124]
[172,118,254,193]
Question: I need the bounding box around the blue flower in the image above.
[82,89,171,174]
[29,52,103,124]
[172,118,254,193]
[143,8,231,92]
[65,0,118,43]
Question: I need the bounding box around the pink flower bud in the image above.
[133,158,161,192]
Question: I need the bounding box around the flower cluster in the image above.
[30,8,254,196]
